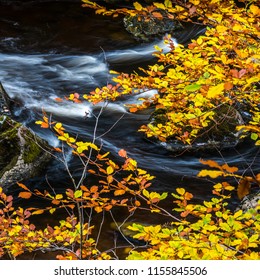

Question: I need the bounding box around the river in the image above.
[1,0,259,258]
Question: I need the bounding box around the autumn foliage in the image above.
[82,0,260,144]
[1,0,260,260]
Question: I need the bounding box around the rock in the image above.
[149,104,245,153]
[123,11,183,41]
[0,83,51,189]
[237,192,260,213]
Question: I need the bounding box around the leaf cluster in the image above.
[82,0,260,145]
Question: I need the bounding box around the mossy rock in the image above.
[147,104,245,153]
[150,108,168,125]
[0,115,51,188]
[123,11,183,41]
[199,104,244,142]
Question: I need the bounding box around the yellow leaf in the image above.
[176,188,185,196]
[133,2,143,11]
[197,37,203,45]
[207,83,224,98]
[190,0,200,5]
[250,5,260,16]
[232,23,243,32]
[55,194,63,200]
[142,189,150,198]
[197,170,224,178]
[55,122,63,129]
[107,166,114,175]
[154,2,166,10]
[49,208,56,214]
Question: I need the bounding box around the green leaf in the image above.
[203,72,210,78]
[220,222,231,232]
[251,133,258,141]
[184,83,201,92]
[74,190,83,198]
[160,192,168,200]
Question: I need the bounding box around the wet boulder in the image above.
[123,10,183,41]
[0,83,51,189]
[237,192,260,213]
[149,104,245,153]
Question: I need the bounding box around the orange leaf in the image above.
[135,200,141,207]
[199,159,222,170]
[107,175,114,184]
[256,173,260,184]
[230,69,239,78]
[114,190,126,196]
[152,12,163,19]
[184,192,193,200]
[94,206,103,213]
[104,204,113,211]
[53,147,62,153]
[32,209,45,215]
[55,97,63,102]
[41,122,49,128]
[118,149,127,158]
[80,185,88,192]
[221,163,238,173]
[90,186,98,193]
[129,107,138,113]
[18,192,32,199]
[237,178,251,200]
[224,82,233,90]
[73,98,82,103]
[52,199,60,205]
[17,182,30,191]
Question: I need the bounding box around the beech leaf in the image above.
[18,192,32,199]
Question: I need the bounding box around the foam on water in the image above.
[106,37,177,64]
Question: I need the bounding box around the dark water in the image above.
[1,1,259,258]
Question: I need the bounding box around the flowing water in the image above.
[0,1,259,258]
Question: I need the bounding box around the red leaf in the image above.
[189,5,197,15]
[74,92,80,99]
[238,69,247,78]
